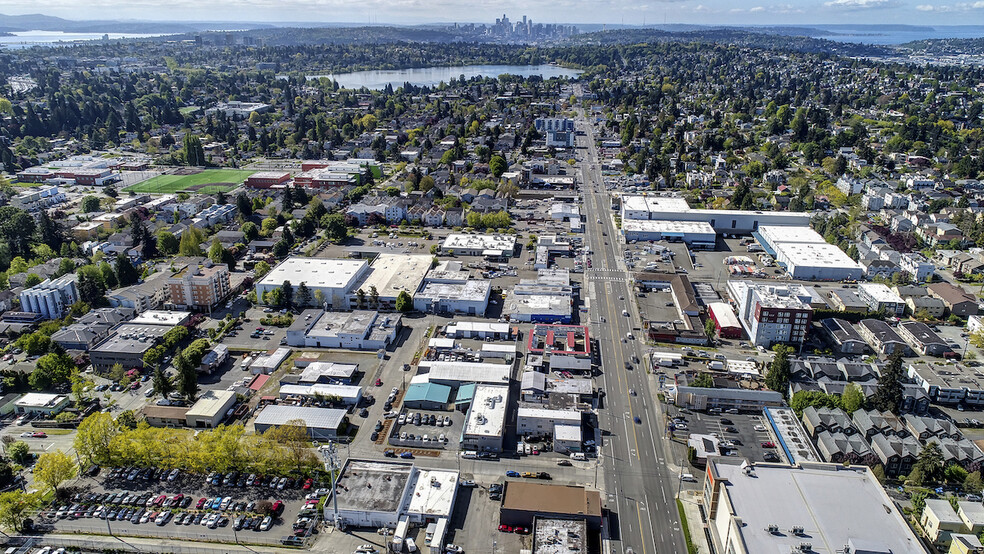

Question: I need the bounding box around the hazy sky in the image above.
[2,0,983,25]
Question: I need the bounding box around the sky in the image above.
[2,0,984,26]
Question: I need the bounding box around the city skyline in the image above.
[1,1,984,27]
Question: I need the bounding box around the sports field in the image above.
[123,169,256,194]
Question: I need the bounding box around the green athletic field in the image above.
[124,169,256,194]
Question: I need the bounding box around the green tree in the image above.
[691,373,714,388]
[0,491,41,532]
[208,238,224,265]
[34,450,76,497]
[178,227,205,257]
[704,318,717,339]
[116,409,137,429]
[236,193,252,217]
[80,195,101,213]
[914,442,945,485]
[841,382,865,414]
[765,345,793,396]
[152,366,173,398]
[489,155,507,178]
[396,290,413,312]
[175,352,198,401]
[156,231,179,256]
[30,353,75,390]
[241,221,259,243]
[356,288,366,309]
[7,442,29,465]
[183,134,206,166]
[872,351,904,414]
[254,260,271,279]
[114,252,139,287]
[74,412,120,465]
[964,470,983,494]
[295,282,313,307]
[321,213,348,242]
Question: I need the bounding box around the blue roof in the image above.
[404,382,452,404]
[454,383,477,404]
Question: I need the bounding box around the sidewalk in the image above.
[679,490,715,554]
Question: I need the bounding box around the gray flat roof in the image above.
[333,459,412,513]
[710,459,922,554]
[254,405,346,430]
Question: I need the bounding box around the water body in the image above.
[0,30,162,49]
[813,25,984,45]
[303,64,582,90]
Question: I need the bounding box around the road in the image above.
[575,113,687,554]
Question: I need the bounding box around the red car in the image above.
[761,441,776,448]
[498,525,513,532]
[196,498,207,509]
[375,378,383,386]
[514,527,529,534]
[31,432,47,438]
[302,478,314,491]
[272,500,285,516]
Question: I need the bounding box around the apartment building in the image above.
[167,263,231,311]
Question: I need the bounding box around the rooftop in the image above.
[130,310,191,326]
[423,361,512,385]
[258,257,368,290]
[185,390,236,418]
[501,481,602,518]
[406,468,459,518]
[16,393,67,408]
[297,362,359,383]
[441,234,516,253]
[621,219,716,235]
[253,405,346,430]
[858,283,905,304]
[417,280,492,302]
[533,518,587,554]
[354,253,432,298]
[332,459,412,514]
[708,458,922,554]
[463,384,509,439]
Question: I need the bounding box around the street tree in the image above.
[0,491,40,532]
[74,412,120,465]
[34,450,76,497]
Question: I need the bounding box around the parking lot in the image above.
[668,409,782,464]
[47,467,321,546]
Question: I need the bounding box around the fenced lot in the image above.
[123,169,255,194]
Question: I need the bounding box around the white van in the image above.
[681,473,697,483]
[570,452,586,461]
[461,451,478,459]
[406,537,418,553]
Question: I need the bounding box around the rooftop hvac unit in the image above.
[766,524,780,534]
[790,526,805,536]
[797,543,812,552]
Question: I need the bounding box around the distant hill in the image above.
[0,13,272,34]
[901,37,984,55]
[175,26,464,46]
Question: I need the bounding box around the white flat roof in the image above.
[279,383,363,400]
[553,423,583,441]
[186,390,236,418]
[758,225,826,246]
[518,407,583,424]
[16,393,67,408]
[463,384,509,438]
[355,253,432,297]
[254,405,347,430]
[621,219,716,235]
[406,468,459,517]
[258,257,367,290]
[779,242,862,270]
[130,310,191,326]
[424,361,511,385]
[445,321,510,334]
[710,459,922,554]
[858,283,905,303]
[441,234,516,252]
[298,361,358,381]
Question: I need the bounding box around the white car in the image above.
[259,516,273,531]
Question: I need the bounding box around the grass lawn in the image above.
[124,169,256,194]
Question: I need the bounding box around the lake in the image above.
[302,64,583,90]
[0,30,163,49]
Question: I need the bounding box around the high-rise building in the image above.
[167,263,230,311]
[728,281,814,348]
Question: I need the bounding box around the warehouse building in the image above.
[707,303,742,339]
[461,384,509,453]
[414,278,491,316]
[278,384,363,406]
[255,258,369,309]
[621,219,716,247]
[185,390,237,429]
[253,405,347,440]
[500,482,602,530]
[620,195,810,233]
[347,253,431,311]
[755,225,863,281]
[326,460,458,532]
[402,382,453,411]
[420,361,512,386]
[444,321,511,339]
[89,323,174,371]
[293,361,359,385]
[287,309,401,350]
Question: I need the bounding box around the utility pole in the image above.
[319,443,342,530]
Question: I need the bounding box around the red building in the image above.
[244,171,291,189]
[708,302,743,339]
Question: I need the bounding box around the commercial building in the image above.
[620,219,716,247]
[200,344,229,373]
[255,258,370,309]
[278,384,363,406]
[414,264,491,315]
[499,482,602,530]
[620,195,810,234]
[292,361,358,385]
[166,263,231,311]
[140,405,190,428]
[707,303,742,339]
[88,322,174,371]
[247,347,292,375]
[533,519,587,554]
[526,324,591,371]
[185,390,237,429]
[444,321,511,339]
[14,393,69,415]
[402,382,453,411]
[252,405,347,440]
[727,281,814,348]
[461,384,509,453]
[244,171,291,189]
[858,319,911,356]
[440,234,516,258]
[20,275,79,320]
[856,283,906,316]
[293,168,358,189]
[325,459,458,529]
[756,225,863,281]
[347,254,431,311]
[517,407,582,451]
[422,361,512,386]
[898,321,951,357]
[673,387,783,413]
[704,458,923,554]
[287,309,401,350]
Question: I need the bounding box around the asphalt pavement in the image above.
[576,113,687,554]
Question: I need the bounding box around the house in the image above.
[819,319,868,354]
[852,409,907,442]
[814,431,878,466]
[801,406,856,439]
[869,433,921,477]
[928,282,979,317]
[906,296,946,319]
[858,319,911,356]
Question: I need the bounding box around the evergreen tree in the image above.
[114,253,139,287]
[766,345,793,397]
[174,352,198,400]
[295,282,313,307]
[280,280,293,308]
[236,193,252,217]
[872,351,904,414]
[183,134,206,166]
[152,366,173,397]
